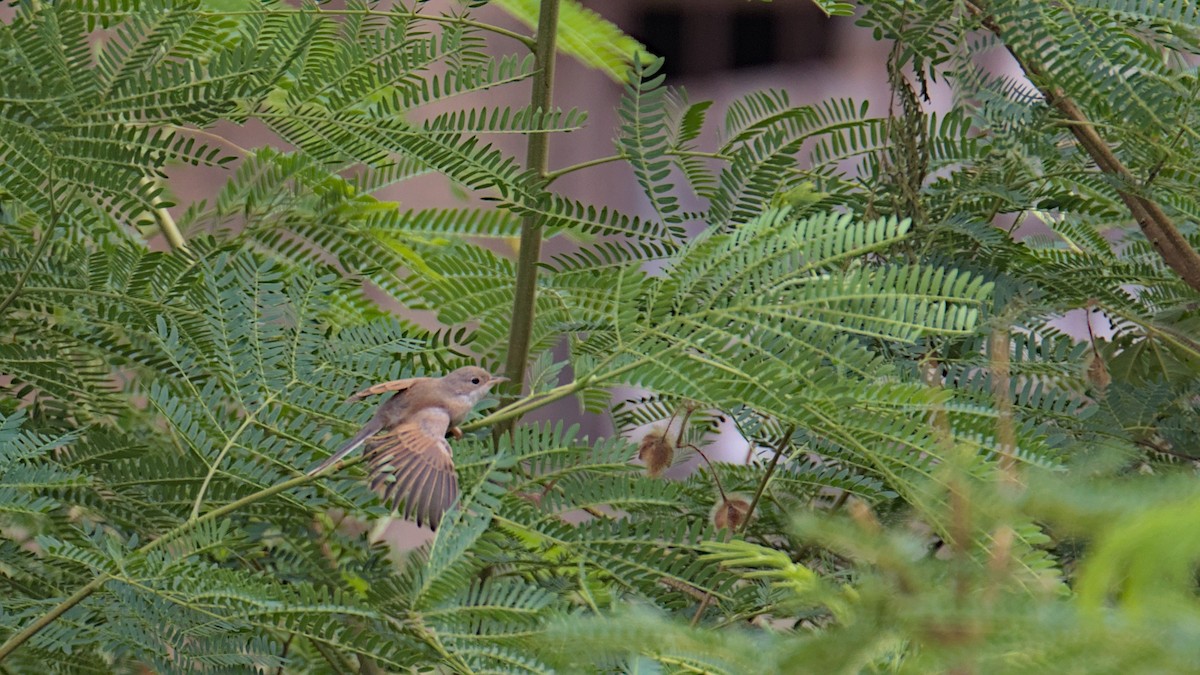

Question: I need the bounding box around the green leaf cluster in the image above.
[3,0,1200,673]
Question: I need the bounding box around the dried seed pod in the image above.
[637,427,675,478]
[712,497,751,531]
[1085,350,1111,392]
[848,499,881,534]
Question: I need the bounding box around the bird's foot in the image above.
[449,426,463,440]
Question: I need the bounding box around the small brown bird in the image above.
[310,366,507,528]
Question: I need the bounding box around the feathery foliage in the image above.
[3,0,1200,672]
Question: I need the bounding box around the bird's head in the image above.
[442,366,508,404]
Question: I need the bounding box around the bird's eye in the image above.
[471,377,481,384]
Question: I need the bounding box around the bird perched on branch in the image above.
[309,366,507,528]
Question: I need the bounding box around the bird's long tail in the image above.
[308,419,382,476]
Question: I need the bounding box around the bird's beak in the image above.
[490,376,510,384]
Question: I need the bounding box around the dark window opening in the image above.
[732,11,775,69]
[785,13,835,62]
[631,3,834,77]
[638,10,686,78]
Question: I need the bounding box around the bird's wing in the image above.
[364,406,458,529]
[346,377,424,403]
[308,418,383,476]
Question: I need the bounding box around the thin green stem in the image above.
[0,223,53,319]
[0,575,110,662]
[465,379,584,432]
[17,287,204,318]
[141,176,188,253]
[156,466,354,556]
[544,149,730,184]
[189,393,275,520]
[500,0,561,429]
[544,153,626,183]
[0,463,354,662]
[468,347,670,432]
[308,637,359,674]
[675,149,729,161]
[0,163,58,319]
[164,124,252,157]
[188,8,536,49]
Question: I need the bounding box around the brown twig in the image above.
[740,425,796,535]
[964,0,1200,292]
[683,443,728,502]
[1135,438,1200,462]
[273,634,294,675]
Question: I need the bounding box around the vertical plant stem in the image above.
[988,319,1018,486]
[500,0,561,430]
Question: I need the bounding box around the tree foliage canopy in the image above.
[2,0,1200,672]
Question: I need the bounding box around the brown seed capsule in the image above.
[637,427,675,478]
[1085,350,1111,392]
[712,497,751,531]
[848,499,881,534]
